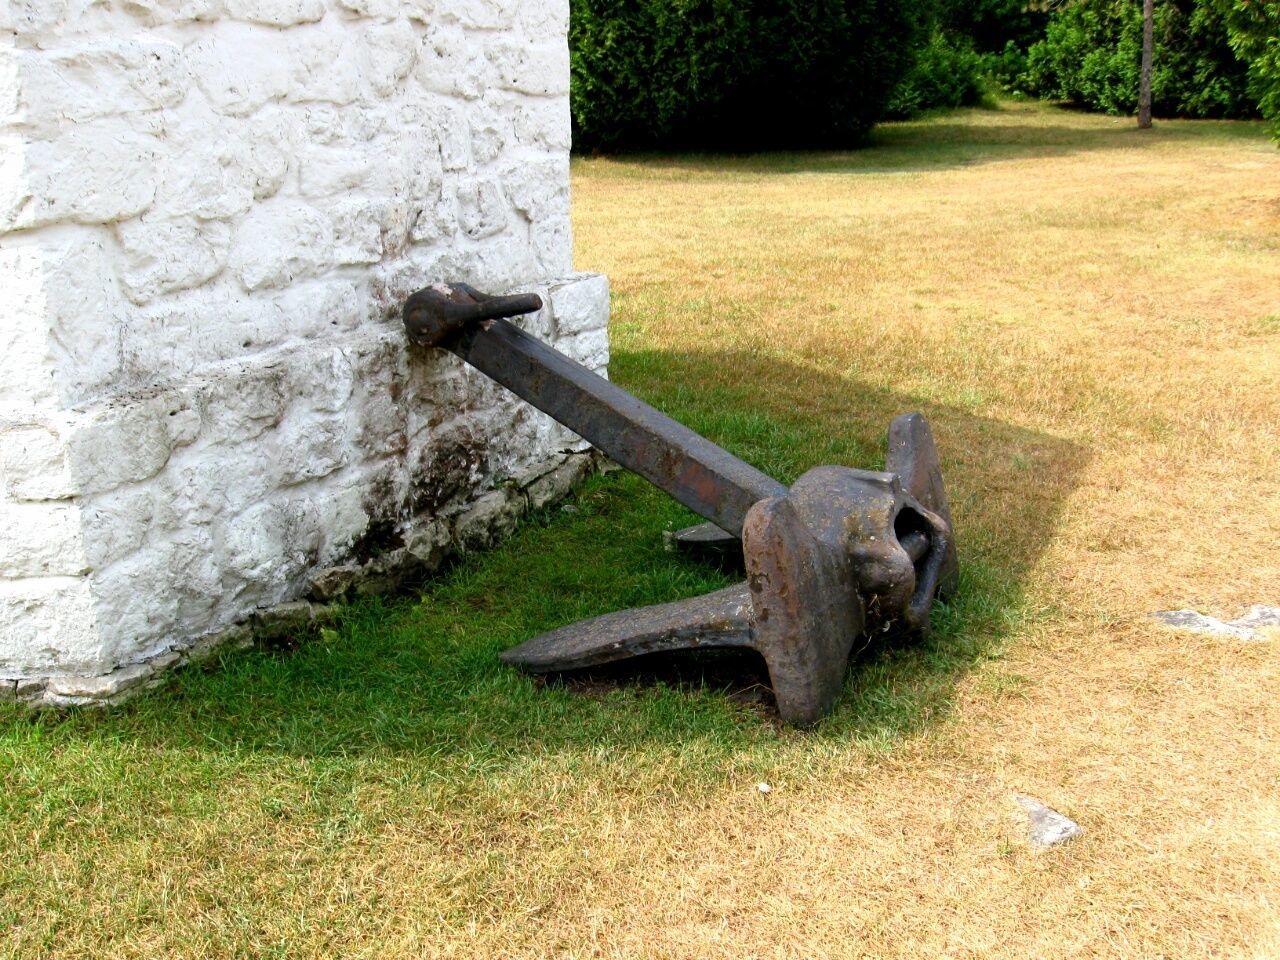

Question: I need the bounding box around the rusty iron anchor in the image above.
[404,283,958,726]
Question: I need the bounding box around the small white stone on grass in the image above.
[757,782,772,794]
[1015,794,1082,848]
[1151,606,1280,641]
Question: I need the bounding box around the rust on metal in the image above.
[403,283,959,726]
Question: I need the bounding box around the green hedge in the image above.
[1219,0,1280,138]
[1024,0,1255,119]
[569,0,929,152]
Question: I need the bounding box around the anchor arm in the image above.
[406,284,787,536]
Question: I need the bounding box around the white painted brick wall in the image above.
[0,0,609,701]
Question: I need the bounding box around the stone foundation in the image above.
[5,447,598,710]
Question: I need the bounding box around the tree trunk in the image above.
[1138,0,1154,129]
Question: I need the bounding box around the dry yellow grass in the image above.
[3,102,1278,959]
[554,102,1280,958]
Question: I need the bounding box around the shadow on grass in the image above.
[5,349,1088,766]
[578,107,1271,179]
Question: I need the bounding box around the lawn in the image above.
[3,101,1279,958]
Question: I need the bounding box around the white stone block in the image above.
[0,426,76,501]
[0,502,89,578]
[504,157,567,223]
[422,99,473,172]
[0,242,60,413]
[245,120,291,201]
[408,176,456,245]
[469,102,509,165]
[418,24,489,101]
[0,119,159,231]
[14,39,189,127]
[223,497,322,587]
[230,203,333,291]
[518,0,568,40]
[550,273,610,337]
[300,103,348,145]
[1,48,20,124]
[198,365,289,443]
[290,29,364,106]
[151,103,288,218]
[531,215,573,277]
[452,0,518,30]
[168,407,202,449]
[292,347,356,413]
[116,218,231,305]
[275,279,364,335]
[92,531,220,660]
[375,199,416,259]
[116,295,282,388]
[312,483,371,559]
[78,487,155,570]
[117,0,222,26]
[335,0,399,18]
[511,97,572,152]
[188,27,291,117]
[0,577,101,677]
[488,40,569,97]
[299,147,374,199]
[457,179,508,240]
[223,500,290,584]
[225,0,324,27]
[347,336,407,434]
[159,159,254,222]
[65,403,176,496]
[400,0,431,23]
[8,230,127,408]
[278,413,350,485]
[362,21,418,97]
[162,442,278,527]
[561,326,610,373]
[459,232,539,288]
[3,0,69,34]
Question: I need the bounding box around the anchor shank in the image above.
[449,317,788,536]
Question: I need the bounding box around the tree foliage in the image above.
[1024,0,1256,118]
[568,0,929,151]
[1218,0,1280,138]
[884,30,988,119]
[885,0,1050,117]
[567,0,1277,150]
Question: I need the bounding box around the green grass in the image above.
[0,399,1025,955]
[0,402,1022,766]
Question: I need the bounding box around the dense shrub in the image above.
[981,41,1036,92]
[884,1,1050,116]
[1024,0,1255,118]
[569,0,929,152]
[942,0,1050,56]
[885,31,988,119]
[1219,0,1280,138]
